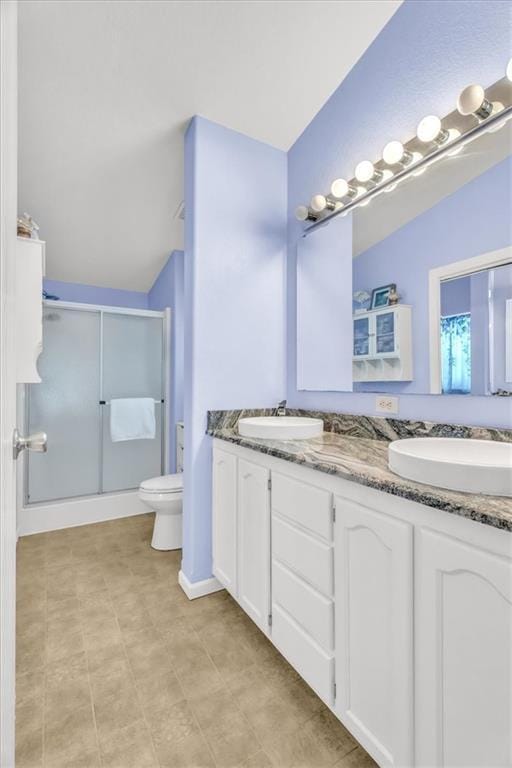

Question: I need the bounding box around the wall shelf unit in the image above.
[353,304,412,382]
[16,237,45,383]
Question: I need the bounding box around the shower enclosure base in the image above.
[18,490,148,537]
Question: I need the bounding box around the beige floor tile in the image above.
[15,725,43,768]
[44,703,98,767]
[45,650,88,685]
[82,620,123,652]
[98,719,158,768]
[266,707,358,768]
[125,636,174,682]
[46,626,84,663]
[333,746,379,767]
[46,595,80,620]
[16,697,43,740]
[190,688,261,768]
[136,669,185,717]
[202,711,261,768]
[240,750,274,768]
[86,641,130,677]
[174,653,225,700]
[149,700,215,768]
[91,671,143,735]
[45,674,92,715]
[16,669,45,706]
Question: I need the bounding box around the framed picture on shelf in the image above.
[370,283,396,309]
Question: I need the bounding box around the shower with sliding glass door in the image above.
[23,302,168,508]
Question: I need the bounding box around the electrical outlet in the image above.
[376,396,399,414]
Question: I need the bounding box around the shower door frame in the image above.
[24,300,170,505]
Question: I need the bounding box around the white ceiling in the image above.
[18,0,401,291]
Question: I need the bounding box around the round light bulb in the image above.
[417,115,441,142]
[382,140,410,165]
[457,84,492,119]
[310,195,327,213]
[330,178,356,199]
[295,205,310,221]
[355,160,375,183]
[310,194,336,213]
[507,57,512,82]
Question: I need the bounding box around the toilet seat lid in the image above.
[140,473,183,493]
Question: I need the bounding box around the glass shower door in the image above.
[101,313,164,492]
[27,307,101,502]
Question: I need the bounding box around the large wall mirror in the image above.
[297,115,511,396]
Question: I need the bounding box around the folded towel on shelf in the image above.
[110,397,156,442]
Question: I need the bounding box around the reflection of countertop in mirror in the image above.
[208,415,512,532]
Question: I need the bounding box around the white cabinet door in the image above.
[335,497,414,768]
[415,528,512,768]
[212,447,238,597]
[238,458,270,633]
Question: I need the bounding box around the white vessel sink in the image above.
[389,437,512,497]
[238,416,323,440]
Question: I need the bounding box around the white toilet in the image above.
[138,473,183,551]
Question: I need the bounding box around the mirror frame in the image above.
[428,246,512,394]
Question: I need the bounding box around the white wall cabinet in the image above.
[334,497,414,768]
[16,237,45,383]
[353,304,412,382]
[237,458,270,632]
[415,527,512,768]
[211,438,512,768]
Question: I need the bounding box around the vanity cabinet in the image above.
[237,458,270,632]
[211,439,511,768]
[415,527,512,768]
[334,497,414,768]
[271,471,335,705]
[212,447,238,597]
[212,448,271,632]
[353,305,412,382]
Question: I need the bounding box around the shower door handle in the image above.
[12,428,47,460]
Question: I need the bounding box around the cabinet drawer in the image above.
[272,559,333,651]
[272,472,332,541]
[272,604,334,706]
[272,515,333,597]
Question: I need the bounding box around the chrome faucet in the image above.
[275,400,287,417]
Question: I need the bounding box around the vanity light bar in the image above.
[296,63,512,225]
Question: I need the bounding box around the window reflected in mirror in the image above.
[440,264,512,396]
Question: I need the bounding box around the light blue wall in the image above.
[183,116,287,583]
[352,157,511,394]
[287,0,512,428]
[148,250,185,472]
[43,278,149,309]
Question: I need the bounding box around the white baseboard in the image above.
[18,491,148,536]
[178,569,224,600]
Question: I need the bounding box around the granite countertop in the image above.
[207,422,512,532]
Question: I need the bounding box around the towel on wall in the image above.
[110,398,156,442]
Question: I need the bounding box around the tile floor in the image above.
[16,513,377,768]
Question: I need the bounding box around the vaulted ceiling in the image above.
[18,0,401,290]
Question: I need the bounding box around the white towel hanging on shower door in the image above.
[110,398,156,442]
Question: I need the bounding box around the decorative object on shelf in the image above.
[295,61,512,223]
[353,290,371,314]
[370,283,396,309]
[17,212,39,239]
[388,286,400,305]
[42,289,60,301]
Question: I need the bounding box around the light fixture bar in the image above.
[303,103,512,234]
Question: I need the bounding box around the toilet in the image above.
[138,473,183,551]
